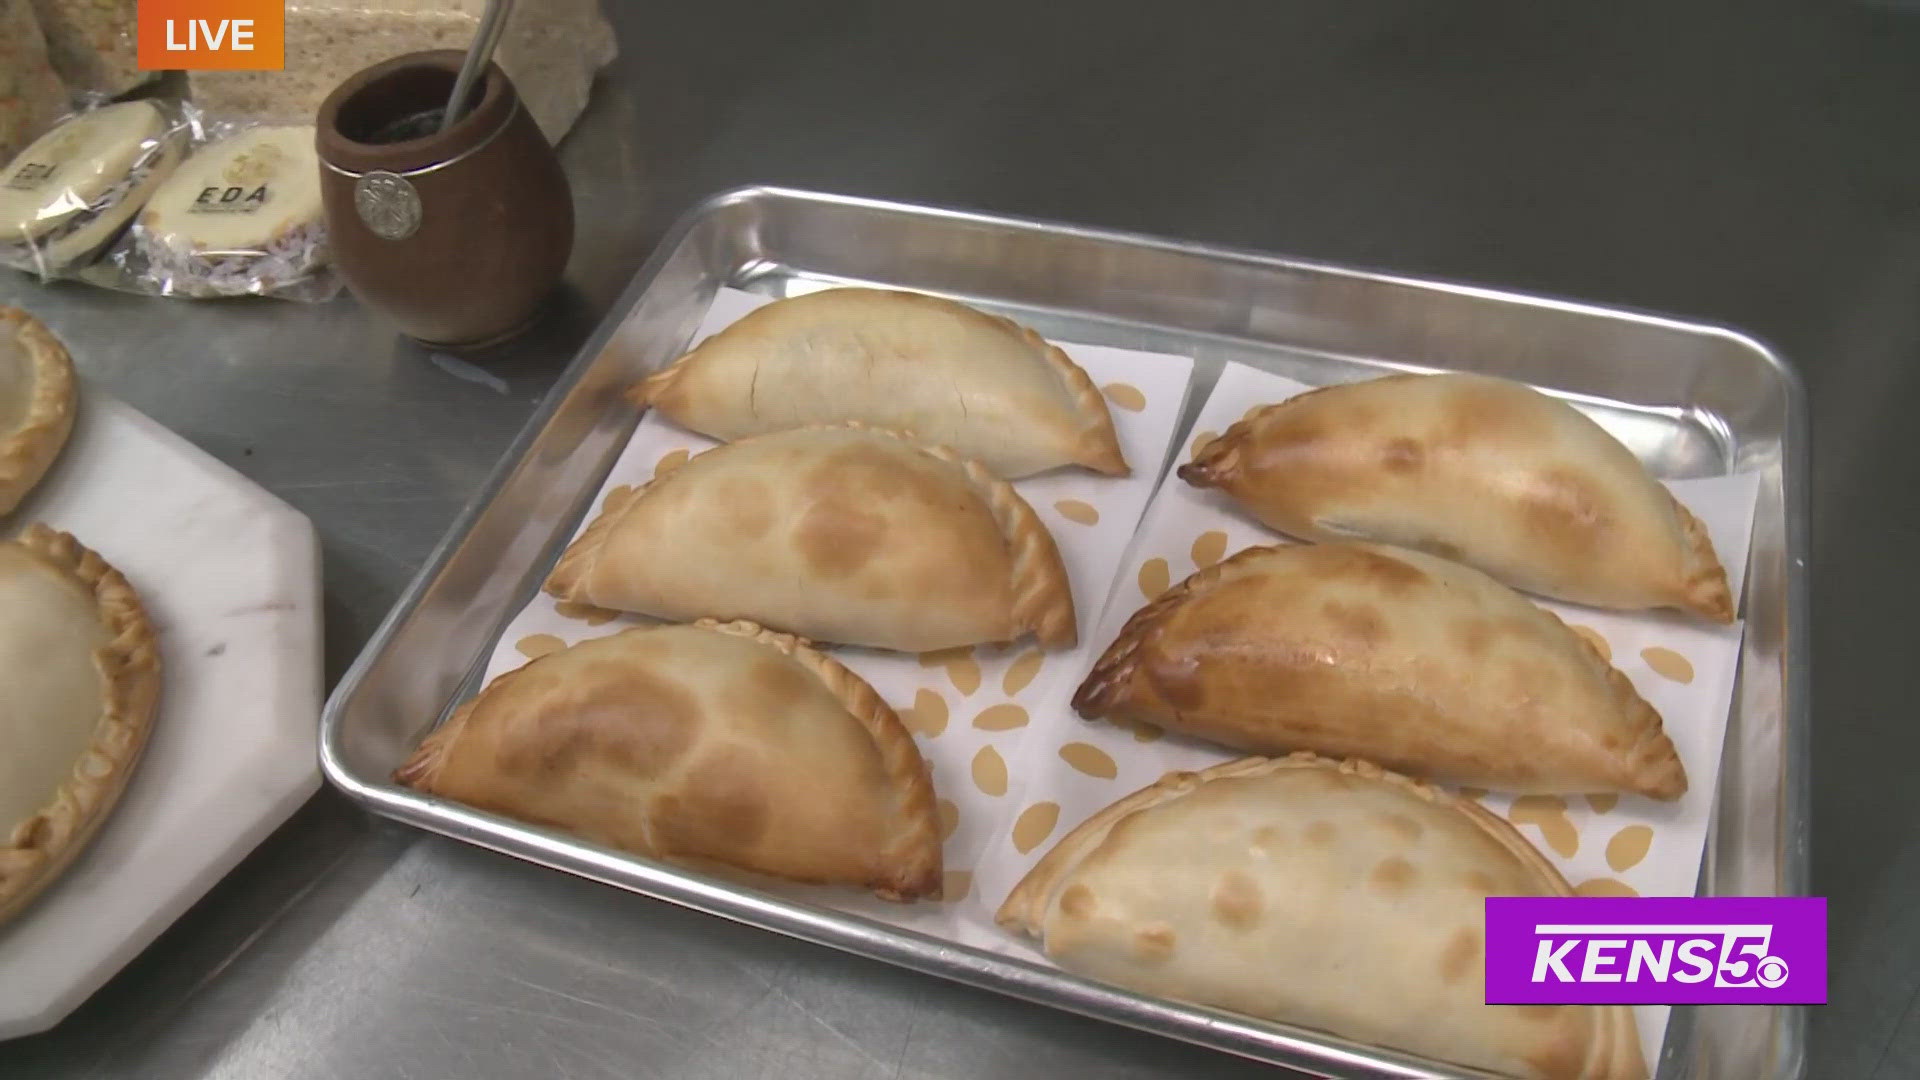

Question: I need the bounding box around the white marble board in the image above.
[0,388,323,1040]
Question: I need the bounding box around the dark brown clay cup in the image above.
[317,50,573,350]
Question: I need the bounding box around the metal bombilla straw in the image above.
[439,0,516,133]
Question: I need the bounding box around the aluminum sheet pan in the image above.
[320,186,1809,1080]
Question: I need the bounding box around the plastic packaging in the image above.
[29,0,159,99]
[108,122,337,300]
[187,0,616,147]
[0,100,186,280]
[0,0,72,163]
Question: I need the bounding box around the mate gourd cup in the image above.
[317,51,572,349]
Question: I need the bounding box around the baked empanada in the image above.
[546,425,1076,652]
[396,620,942,900]
[1,307,76,516]
[631,288,1128,478]
[1179,373,1733,621]
[999,755,1648,1080]
[1075,543,1684,798]
[2,525,161,925]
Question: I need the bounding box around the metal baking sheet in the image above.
[319,186,1809,1080]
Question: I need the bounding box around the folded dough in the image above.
[1000,755,1648,1080]
[1179,373,1733,621]
[546,425,1076,652]
[395,620,942,900]
[1075,542,1684,798]
[631,288,1128,479]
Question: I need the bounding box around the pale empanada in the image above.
[395,620,942,900]
[2,525,161,925]
[1179,373,1733,622]
[1075,542,1684,798]
[545,425,1076,652]
[631,288,1128,479]
[999,755,1648,1080]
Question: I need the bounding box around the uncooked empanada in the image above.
[546,425,1076,652]
[1180,373,1733,621]
[396,620,943,900]
[1075,542,1684,798]
[631,288,1128,478]
[1000,755,1648,1080]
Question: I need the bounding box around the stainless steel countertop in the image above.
[3,3,1913,1077]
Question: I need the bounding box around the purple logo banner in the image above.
[1485,897,1826,1005]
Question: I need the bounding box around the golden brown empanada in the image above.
[1075,543,1684,798]
[546,425,1076,652]
[1180,373,1733,621]
[396,620,942,900]
[631,288,1128,478]
[999,755,1648,1080]
[1,307,76,516]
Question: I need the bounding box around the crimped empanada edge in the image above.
[1670,496,1735,624]
[1009,318,1128,477]
[0,525,162,926]
[1531,602,1689,801]
[543,480,648,603]
[997,752,1649,1080]
[696,618,944,901]
[1071,544,1276,720]
[0,307,78,517]
[936,443,1078,649]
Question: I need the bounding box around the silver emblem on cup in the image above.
[354,171,422,240]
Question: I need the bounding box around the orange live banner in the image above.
[137,0,285,70]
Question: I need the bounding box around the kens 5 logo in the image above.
[1485,897,1827,1005]
[137,0,285,70]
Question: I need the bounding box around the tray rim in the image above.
[320,183,1811,1080]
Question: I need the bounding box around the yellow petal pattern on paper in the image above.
[1012,802,1061,854]
[936,799,960,843]
[901,689,948,737]
[1587,793,1619,814]
[942,870,973,902]
[554,600,619,626]
[1568,624,1611,662]
[653,448,690,479]
[601,484,635,512]
[1054,499,1099,526]
[1189,429,1218,458]
[1190,530,1229,568]
[1103,383,1147,412]
[973,704,1030,731]
[1641,646,1695,684]
[919,647,981,695]
[1606,825,1654,872]
[1138,558,1171,599]
[1508,795,1579,859]
[1060,742,1118,780]
[972,746,1009,796]
[515,633,565,659]
[1002,650,1045,695]
[1575,878,1641,898]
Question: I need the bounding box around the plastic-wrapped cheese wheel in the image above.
[128,125,329,298]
